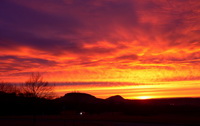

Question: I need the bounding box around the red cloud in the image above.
[0,0,200,83]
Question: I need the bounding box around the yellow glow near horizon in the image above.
[135,96,152,100]
[53,80,200,99]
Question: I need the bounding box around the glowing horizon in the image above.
[52,80,200,99]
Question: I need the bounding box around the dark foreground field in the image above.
[0,114,199,126]
[1,92,200,126]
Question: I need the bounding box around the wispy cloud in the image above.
[0,0,200,82]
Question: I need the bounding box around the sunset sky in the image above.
[0,0,200,99]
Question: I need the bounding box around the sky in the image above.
[0,0,200,99]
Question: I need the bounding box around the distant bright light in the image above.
[136,96,151,99]
[80,112,85,115]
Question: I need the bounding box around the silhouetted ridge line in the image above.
[56,92,101,104]
[106,95,125,102]
[64,92,96,98]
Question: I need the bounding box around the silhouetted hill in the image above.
[56,92,100,103]
[56,93,126,103]
[106,95,125,102]
[55,93,104,113]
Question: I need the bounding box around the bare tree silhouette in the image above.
[22,73,55,99]
[0,81,18,94]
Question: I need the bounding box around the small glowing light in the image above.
[80,112,85,115]
[136,96,151,99]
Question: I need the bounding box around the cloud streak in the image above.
[0,0,200,83]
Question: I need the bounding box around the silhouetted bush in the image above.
[22,73,55,99]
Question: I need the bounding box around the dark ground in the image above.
[1,92,200,126]
[0,114,199,126]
